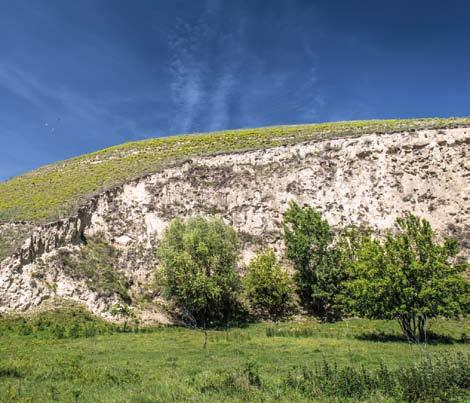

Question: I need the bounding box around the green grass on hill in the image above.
[0,224,33,261]
[0,308,468,402]
[1,117,469,223]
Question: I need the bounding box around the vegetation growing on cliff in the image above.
[0,304,119,339]
[1,117,469,223]
[0,223,33,262]
[56,238,130,301]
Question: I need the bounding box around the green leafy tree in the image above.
[282,201,345,321]
[341,213,469,342]
[156,216,241,327]
[244,249,297,321]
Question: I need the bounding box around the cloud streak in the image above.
[167,5,248,133]
[0,61,101,122]
[0,59,149,144]
[166,1,326,133]
[168,17,210,133]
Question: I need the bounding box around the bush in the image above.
[0,304,118,339]
[282,201,345,321]
[200,361,263,396]
[110,303,136,330]
[283,354,470,402]
[156,216,242,327]
[341,213,470,342]
[243,249,296,321]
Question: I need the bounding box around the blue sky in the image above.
[1,0,470,180]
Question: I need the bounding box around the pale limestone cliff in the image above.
[0,127,468,320]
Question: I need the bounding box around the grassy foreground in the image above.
[0,314,468,402]
[1,117,469,223]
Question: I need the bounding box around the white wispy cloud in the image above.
[168,51,204,133]
[0,60,145,139]
[167,1,328,132]
[0,61,100,121]
[167,4,247,133]
[204,0,222,15]
[168,17,209,133]
[208,71,236,131]
[0,64,46,109]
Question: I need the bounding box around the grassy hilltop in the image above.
[1,117,469,223]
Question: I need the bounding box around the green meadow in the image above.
[0,310,468,402]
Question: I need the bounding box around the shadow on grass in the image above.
[0,367,24,379]
[355,331,468,345]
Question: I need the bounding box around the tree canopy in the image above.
[156,216,241,327]
[283,201,345,321]
[341,213,469,342]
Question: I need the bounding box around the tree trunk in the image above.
[397,313,427,343]
[203,320,208,349]
[417,314,427,343]
[398,314,415,342]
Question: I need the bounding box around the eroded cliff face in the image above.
[1,127,469,320]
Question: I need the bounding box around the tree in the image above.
[282,201,345,321]
[244,249,297,321]
[110,303,135,331]
[341,213,469,343]
[156,216,241,327]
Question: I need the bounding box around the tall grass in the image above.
[0,314,468,401]
[199,354,470,402]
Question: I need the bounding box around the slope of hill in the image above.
[1,117,469,223]
[0,119,469,320]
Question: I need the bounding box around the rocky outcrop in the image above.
[1,127,469,319]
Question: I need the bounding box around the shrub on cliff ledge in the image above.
[341,213,470,343]
[156,217,241,327]
[57,238,130,302]
[243,249,297,321]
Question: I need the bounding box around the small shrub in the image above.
[244,249,297,321]
[398,355,470,402]
[19,323,33,336]
[110,303,135,330]
[83,326,97,338]
[51,324,65,339]
[68,322,81,338]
